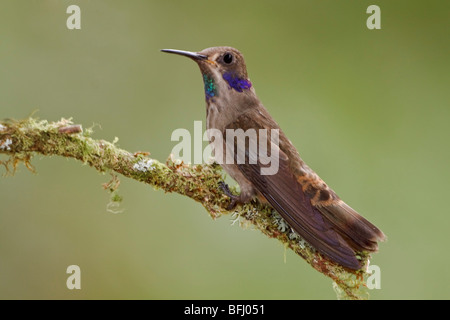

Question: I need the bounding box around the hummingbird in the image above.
[161,46,386,270]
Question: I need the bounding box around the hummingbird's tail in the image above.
[316,201,386,253]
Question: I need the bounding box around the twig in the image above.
[0,117,371,299]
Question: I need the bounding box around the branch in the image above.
[0,117,372,299]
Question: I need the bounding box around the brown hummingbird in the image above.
[161,47,386,270]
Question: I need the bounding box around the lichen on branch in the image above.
[0,117,372,300]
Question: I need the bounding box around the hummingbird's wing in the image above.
[225,107,385,270]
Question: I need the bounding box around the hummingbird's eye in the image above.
[222,53,234,64]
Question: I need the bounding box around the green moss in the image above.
[0,116,372,299]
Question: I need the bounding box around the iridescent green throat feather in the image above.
[203,74,217,100]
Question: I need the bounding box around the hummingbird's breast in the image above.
[206,101,220,132]
[205,82,236,132]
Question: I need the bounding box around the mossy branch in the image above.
[0,117,372,300]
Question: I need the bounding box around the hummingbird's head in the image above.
[161,47,253,101]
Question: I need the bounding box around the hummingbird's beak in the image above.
[161,49,208,61]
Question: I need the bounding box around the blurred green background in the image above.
[0,0,449,299]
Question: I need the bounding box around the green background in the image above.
[0,0,449,299]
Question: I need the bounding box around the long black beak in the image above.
[161,49,208,61]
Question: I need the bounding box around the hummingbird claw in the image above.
[226,198,238,211]
[218,182,239,210]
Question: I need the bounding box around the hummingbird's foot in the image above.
[218,181,239,210]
